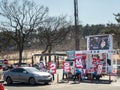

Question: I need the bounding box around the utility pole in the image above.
[74,0,79,50]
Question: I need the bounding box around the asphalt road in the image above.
[4,78,120,90]
[2,69,120,90]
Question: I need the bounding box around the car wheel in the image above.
[6,77,13,85]
[29,77,36,85]
[45,82,51,85]
[44,82,49,85]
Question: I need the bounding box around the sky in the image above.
[32,0,120,25]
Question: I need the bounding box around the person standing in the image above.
[73,68,81,81]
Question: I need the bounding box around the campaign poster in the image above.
[97,64,103,74]
[48,62,56,74]
[75,51,87,69]
[66,51,75,59]
[87,34,113,50]
[63,62,71,73]
[74,57,83,68]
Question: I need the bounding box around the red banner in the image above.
[4,59,8,64]
[75,54,86,60]
[86,68,94,73]
[63,62,71,73]
[74,58,83,68]
[48,62,56,74]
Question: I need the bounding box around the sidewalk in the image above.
[111,77,120,86]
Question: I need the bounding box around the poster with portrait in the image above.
[87,34,113,50]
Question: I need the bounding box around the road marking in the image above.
[5,89,8,90]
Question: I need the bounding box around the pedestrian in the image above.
[49,69,55,81]
[52,73,54,81]
[62,70,67,80]
[73,68,81,81]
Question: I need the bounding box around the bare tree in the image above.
[37,16,71,62]
[0,0,48,65]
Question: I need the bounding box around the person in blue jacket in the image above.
[62,70,67,80]
[73,68,81,81]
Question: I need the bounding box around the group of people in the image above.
[62,68,85,81]
[62,53,112,81]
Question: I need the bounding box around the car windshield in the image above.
[25,67,40,72]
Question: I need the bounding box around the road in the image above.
[4,79,120,90]
[2,69,120,90]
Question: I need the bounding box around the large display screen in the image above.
[87,35,113,50]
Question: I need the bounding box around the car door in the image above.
[18,68,29,82]
[10,68,21,82]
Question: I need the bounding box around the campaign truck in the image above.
[65,34,116,80]
[66,50,87,78]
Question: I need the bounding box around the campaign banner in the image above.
[87,34,113,50]
[97,64,103,74]
[66,51,75,59]
[75,54,86,60]
[4,59,8,64]
[74,58,83,68]
[48,62,56,74]
[63,62,71,73]
[86,68,94,73]
[92,56,101,67]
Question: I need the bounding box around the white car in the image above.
[4,67,53,85]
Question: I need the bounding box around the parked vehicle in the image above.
[3,67,53,85]
[13,63,30,67]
